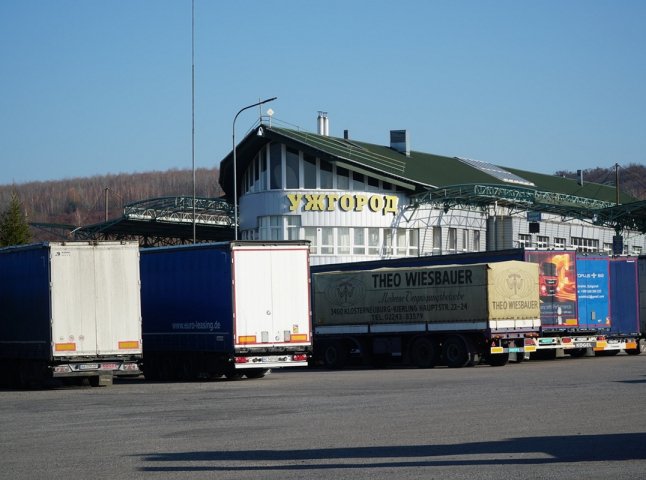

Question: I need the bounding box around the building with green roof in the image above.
[219,113,645,265]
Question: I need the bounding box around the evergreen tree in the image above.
[0,192,32,246]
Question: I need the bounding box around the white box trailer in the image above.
[140,241,312,381]
[0,241,142,387]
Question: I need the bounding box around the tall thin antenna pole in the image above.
[191,0,196,243]
[615,163,619,205]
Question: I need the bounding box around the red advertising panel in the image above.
[525,251,578,329]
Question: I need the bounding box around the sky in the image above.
[1,0,645,185]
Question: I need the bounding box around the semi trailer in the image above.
[139,241,312,381]
[0,241,142,388]
[311,260,540,368]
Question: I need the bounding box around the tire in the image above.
[244,368,269,379]
[625,339,642,356]
[442,336,470,368]
[567,348,587,358]
[410,337,439,368]
[486,352,509,367]
[323,341,348,370]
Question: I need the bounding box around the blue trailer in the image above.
[0,242,142,388]
[598,257,642,355]
[139,241,312,381]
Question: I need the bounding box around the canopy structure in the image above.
[410,184,646,234]
[71,196,235,246]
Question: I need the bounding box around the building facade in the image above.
[221,117,645,266]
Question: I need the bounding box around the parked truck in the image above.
[0,241,143,388]
[311,261,540,368]
[139,241,312,381]
[595,256,642,355]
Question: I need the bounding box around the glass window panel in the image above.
[473,230,481,251]
[368,228,380,255]
[303,154,317,189]
[396,229,407,255]
[338,227,350,254]
[337,166,349,190]
[270,143,282,190]
[448,228,457,253]
[352,171,364,190]
[285,147,300,189]
[320,160,333,189]
[260,150,267,191]
[353,228,366,255]
[304,227,318,255]
[321,228,334,254]
[383,229,393,256]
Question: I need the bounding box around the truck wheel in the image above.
[486,352,509,367]
[625,340,642,355]
[323,342,348,369]
[442,336,470,368]
[410,337,439,368]
[567,348,587,358]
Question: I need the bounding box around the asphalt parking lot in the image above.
[1,355,646,480]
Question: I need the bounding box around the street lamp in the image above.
[232,96,277,240]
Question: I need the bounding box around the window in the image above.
[321,228,334,254]
[408,230,419,256]
[304,227,318,255]
[571,237,599,253]
[259,216,283,240]
[338,228,351,254]
[633,246,642,256]
[473,230,481,251]
[303,154,317,189]
[320,160,333,189]
[352,171,364,191]
[554,237,566,249]
[353,228,366,255]
[367,176,379,191]
[383,229,393,256]
[447,228,457,253]
[536,236,549,249]
[285,147,299,189]
[337,166,350,190]
[518,234,532,248]
[396,229,407,256]
[252,155,259,192]
[368,228,380,255]
[433,227,442,254]
[462,230,469,251]
[286,216,301,240]
[269,143,282,190]
[603,243,613,255]
[259,150,268,190]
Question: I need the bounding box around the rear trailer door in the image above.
[232,244,311,353]
[92,244,142,355]
[50,243,142,358]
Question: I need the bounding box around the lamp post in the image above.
[232,96,277,240]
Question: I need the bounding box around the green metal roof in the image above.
[219,122,645,232]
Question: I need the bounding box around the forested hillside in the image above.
[1,163,644,243]
[556,163,646,201]
[0,168,222,240]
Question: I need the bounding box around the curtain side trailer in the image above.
[311,261,540,369]
[0,242,142,388]
[139,241,312,381]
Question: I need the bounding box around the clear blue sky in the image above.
[1,0,645,185]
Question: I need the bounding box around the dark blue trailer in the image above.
[139,241,312,381]
[600,257,642,355]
